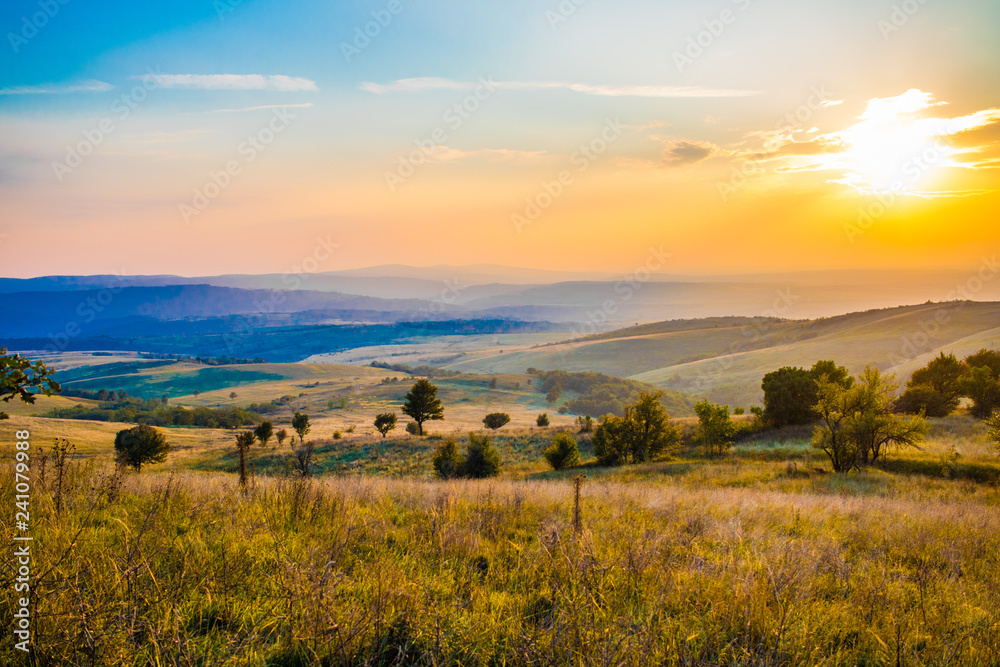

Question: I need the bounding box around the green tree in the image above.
[292,412,311,441]
[254,421,274,447]
[694,400,737,456]
[536,413,550,427]
[1,347,61,419]
[762,361,852,427]
[462,433,502,478]
[432,438,463,479]
[813,367,927,472]
[114,424,169,473]
[482,412,511,430]
[986,412,1000,454]
[592,392,680,466]
[961,350,1000,418]
[897,352,964,417]
[544,432,580,470]
[275,428,288,446]
[402,379,444,435]
[374,412,398,438]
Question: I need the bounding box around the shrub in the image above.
[333,431,342,440]
[536,413,550,427]
[253,421,274,447]
[406,422,421,436]
[292,412,310,441]
[483,413,511,431]
[432,438,463,479]
[544,433,580,470]
[462,433,502,479]
[593,393,680,466]
[576,415,593,433]
[694,400,737,456]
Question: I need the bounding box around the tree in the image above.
[374,413,398,438]
[961,350,1000,418]
[897,352,964,417]
[462,433,502,478]
[536,413,550,427]
[813,367,927,472]
[433,438,463,479]
[402,379,444,435]
[593,392,680,466]
[292,412,311,441]
[694,400,737,456]
[546,386,562,404]
[275,428,288,446]
[229,391,238,399]
[986,412,1000,454]
[762,361,852,427]
[488,377,498,389]
[254,421,274,447]
[483,412,511,430]
[544,433,580,470]
[1,347,61,420]
[114,424,169,473]
[235,430,255,489]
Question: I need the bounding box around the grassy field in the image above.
[2,427,999,665]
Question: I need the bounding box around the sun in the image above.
[828,90,958,196]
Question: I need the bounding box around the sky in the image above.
[1,0,999,279]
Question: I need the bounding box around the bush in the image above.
[462,433,502,479]
[432,438,463,479]
[536,413,550,427]
[592,392,680,466]
[406,422,421,436]
[544,433,580,470]
[483,413,511,430]
[694,400,737,456]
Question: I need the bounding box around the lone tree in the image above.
[402,379,444,436]
[114,424,169,473]
[544,432,580,470]
[694,400,738,456]
[254,421,274,447]
[813,366,927,472]
[483,412,511,431]
[961,350,1000,418]
[275,428,288,446]
[235,430,256,489]
[374,413,398,438]
[593,392,680,466]
[292,412,311,441]
[1,347,61,420]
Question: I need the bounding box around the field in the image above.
[3,416,1000,665]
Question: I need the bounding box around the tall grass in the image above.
[3,459,1000,665]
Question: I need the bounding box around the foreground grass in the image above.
[2,459,1000,666]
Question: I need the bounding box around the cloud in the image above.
[360,77,760,98]
[420,146,551,163]
[146,74,318,92]
[662,140,721,166]
[209,103,315,113]
[0,80,114,95]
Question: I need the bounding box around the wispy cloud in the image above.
[209,103,315,113]
[360,77,760,98]
[0,80,114,95]
[145,74,318,92]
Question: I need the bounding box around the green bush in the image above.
[462,433,502,479]
[543,433,580,470]
[432,438,463,479]
[536,413,550,427]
